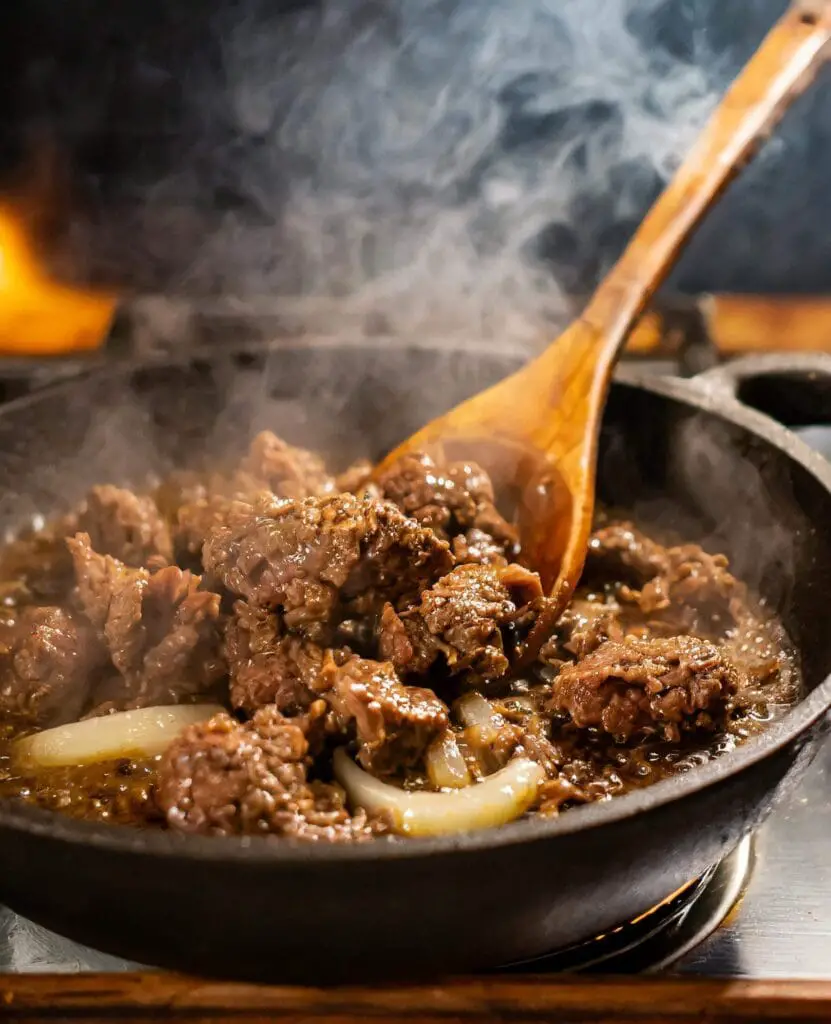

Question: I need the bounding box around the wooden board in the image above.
[3,973,831,1023]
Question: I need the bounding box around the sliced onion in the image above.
[425,730,471,790]
[14,704,225,770]
[455,691,498,729]
[333,748,544,837]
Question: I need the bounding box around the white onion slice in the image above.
[425,731,471,790]
[334,748,544,837]
[14,704,225,770]
[455,692,498,729]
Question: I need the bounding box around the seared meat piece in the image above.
[203,493,452,638]
[335,459,382,500]
[586,522,670,587]
[77,485,173,569]
[162,471,268,560]
[540,597,625,664]
[323,655,449,775]
[380,563,543,683]
[379,452,518,564]
[550,635,738,742]
[0,606,107,728]
[241,431,336,498]
[156,702,381,840]
[586,522,746,635]
[0,516,78,605]
[225,600,327,714]
[68,533,225,710]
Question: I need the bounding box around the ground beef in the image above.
[68,533,225,711]
[380,563,543,683]
[203,493,452,641]
[156,702,381,841]
[323,655,449,775]
[379,451,519,565]
[0,606,108,728]
[550,635,739,742]
[225,600,327,715]
[77,485,173,570]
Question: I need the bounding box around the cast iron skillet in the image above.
[0,341,829,983]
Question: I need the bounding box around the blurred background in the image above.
[0,0,827,362]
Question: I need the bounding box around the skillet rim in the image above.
[0,348,829,862]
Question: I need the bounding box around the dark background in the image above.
[0,0,825,307]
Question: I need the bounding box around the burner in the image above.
[501,836,753,975]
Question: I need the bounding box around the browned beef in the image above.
[203,493,452,640]
[0,606,108,728]
[323,655,449,775]
[68,533,225,711]
[335,459,382,500]
[540,596,625,664]
[159,431,334,562]
[162,472,268,561]
[550,635,739,742]
[379,452,518,565]
[586,522,670,587]
[225,600,326,714]
[0,516,78,605]
[240,431,336,498]
[77,485,173,569]
[586,522,747,636]
[156,702,382,840]
[380,563,543,682]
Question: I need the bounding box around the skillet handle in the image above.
[694,353,831,458]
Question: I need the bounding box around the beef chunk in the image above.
[381,563,543,682]
[203,493,452,639]
[586,522,746,635]
[156,702,381,840]
[323,656,449,775]
[0,516,78,605]
[161,471,269,561]
[0,606,107,728]
[240,431,336,498]
[68,533,225,710]
[77,485,173,569]
[540,597,625,664]
[335,459,382,500]
[379,452,518,564]
[586,522,670,587]
[225,600,326,714]
[550,635,739,742]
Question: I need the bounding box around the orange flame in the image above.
[0,204,116,356]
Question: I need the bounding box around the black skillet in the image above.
[0,341,828,983]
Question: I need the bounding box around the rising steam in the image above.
[1,0,793,346]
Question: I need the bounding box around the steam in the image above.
[12,0,784,346]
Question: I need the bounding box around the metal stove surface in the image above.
[0,383,826,980]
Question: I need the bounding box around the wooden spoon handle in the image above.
[583,0,831,368]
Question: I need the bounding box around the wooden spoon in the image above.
[375,0,831,661]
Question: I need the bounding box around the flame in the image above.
[0,204,116,356]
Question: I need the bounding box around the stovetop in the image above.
[0,352,827,980]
